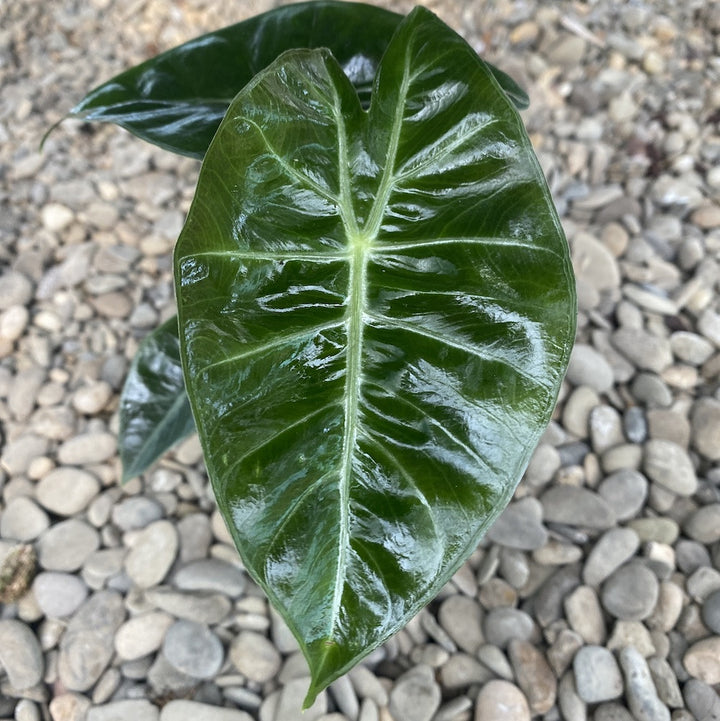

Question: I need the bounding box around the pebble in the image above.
[601,562,659,621]
[643,439,697,496]
[72,381,113,415]
[564,585,606,644]
[111,497,165,531]
[37,519,100,571]
[144,587,232,624]
[58,591,126,691]
[0,619,44,689]
[620,646,670,721]
[562,385,599,438]
[611,328,673,373]
[540,486,615,528]
[274,678,327,721]
[684,504,720,544]
[671,332,715,365]
[508,639,556,715]
[125,520,178,588]
[162,620,224,679]
[593,703,634,721]
[88,700,159,721]
[571,232,620,291]
[683,637,720,684]
[691,399,720,460]
[483,608,537,648]
[388,665,440,721]
[485,497,547,550]
[0,271,33,309]
[597,470,647,521]
[41,202,75,232]
[683,679,720,721]
[174,558,246,597]
[0,496,50,541]
[702,590,720,634]
[474,680,530,721]
[57,432,117,465]
[647,656,683,708]
[36,467,100,516]
[32,572,88,618]
[230,631,281,683]
[159,701,254,721]
[627,517,679,545]
[438,595,484,654]
[583,528,640,586]
[573,645,623,703]
[114,611,175,661]
[566,344,614,392]
[590,405,624,453]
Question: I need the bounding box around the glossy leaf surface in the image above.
[66,1,528,158]
[175,7,575,704]
[119,316,195,481]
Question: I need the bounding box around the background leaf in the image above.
[175,7,574,703]
[119,316,195,481]
[64,1,528,158]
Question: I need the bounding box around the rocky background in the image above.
[1,0,720,720]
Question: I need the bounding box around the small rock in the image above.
[590,405,625,453]
[607,621,656,658]
[573,645,623,703]
[125,520,178,588]
[564,585,606,644]
[593,702,635,721]
[583,528,640,586]
[691,399,720,461]
[57,432,117,465]
[597,470,647,522]
[0,305,29,341]
[114,611,174,661]
[611,328,673,373]
[174,559,246,597]
[177,514,213,562]
[0,496,50,541]
[540,486,615,528]
[684,637,720,684]
[275,678,327,721]
[547,629,583,678]
[389,665,440,721]
[562,386,599,438]
[72,381,113,415]
[36,467,100,516]
[1,433,49,474]
[58,591,126,691]
[111,497,164,531]
[623,407,648,444]
[643,439,697,496]
[230,631,281,683]
[683,679,720,721]
[647,656,683,708]
[474,680,530,721]
[32,572,88,618]
[702,590,720,634]
[145,587,231,625]
[37,519,100,572]
[162,620,224,679]
[0,271,33,310]
[159,700,254,721]
[619,646,670,721]
[557,672,586,721]
[0,619,44,689]
[486,497,547,550]
[88,700,159,721]
[508,639,556,715]
[684,504,720,545]
[439,653,493,690]
[41,202,75,232]
[566,344,614,393]
[483,608,537,648]
[438,595,484,654]
[671,332,714,365]
[627,517,679,545]
[691,204,720,229]
[601,562,659,621]
[572,232,620,291]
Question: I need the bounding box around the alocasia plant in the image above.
[61,1,576,706]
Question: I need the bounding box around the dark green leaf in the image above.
[62,1,527,158]
[119,316,195,482]
[175,7,575,704]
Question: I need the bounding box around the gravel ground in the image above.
[2,1,720,720]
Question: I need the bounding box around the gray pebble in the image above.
[564,585,606,644]
[562,386,599,438]
[114,611,174,661]
[32,572,88,618]
[474,680,530,721]
[177,514,213,563]
[590,405,625,453]
[162,620,224,679]
[329,674,359,720]
[229,631,281,683]
[573,645,623,703]
[1,434,49,475]
[671,331,714,365]
[566,344,614,393]
[112,497,165,531]
[88,700,159,721]
[0,270,33,309]
[623,407,647,444]
[145,587,231,625]
[159,700,254,721]
[627,517,679,545]
[36,467,100,516]
[691,399,720,460]
[646,656,683,708]
[37,519,100,571]
[483,608,537,648]
[508,639,556,715]
[125,520,178,588]
[676,540,711,574]
[533,563,582,627]
[486,497,547,550]
[683,679,720,721]
[702,589,720,634]
[687,567,720,602]
[173,559,246,597]
[557,672,586,721]
[274,678,327,721]
[643,439,697,496]
[524,443,561,488]
[547,629,583,678]
[438,595,484,654]
[57,432,117,466]
[147,653,197,697]
[601,562,659,621]
[540,486,615,528]
[583,527,640,586]
[58,591,126,691]
[619,646,670,721]
[597,469,647,522]
[571,232,620,292]
[72,380,113,415]
[631,373,673,408]
[684,504,720,544]
[0,496,49,541]
[611,328,673,373]
[439,653,493,690]
[0,619,44,689]
[389,665,440,721]
[593,702,635,721]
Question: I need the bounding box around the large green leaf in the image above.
[63,1,528,158]
[119,316,195,481]
[175,7,575,704]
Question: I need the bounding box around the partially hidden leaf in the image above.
[119,316,195,482]
[175,7,575,705]
[61,1,528,158]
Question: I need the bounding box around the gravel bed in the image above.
[1,1,720,720]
